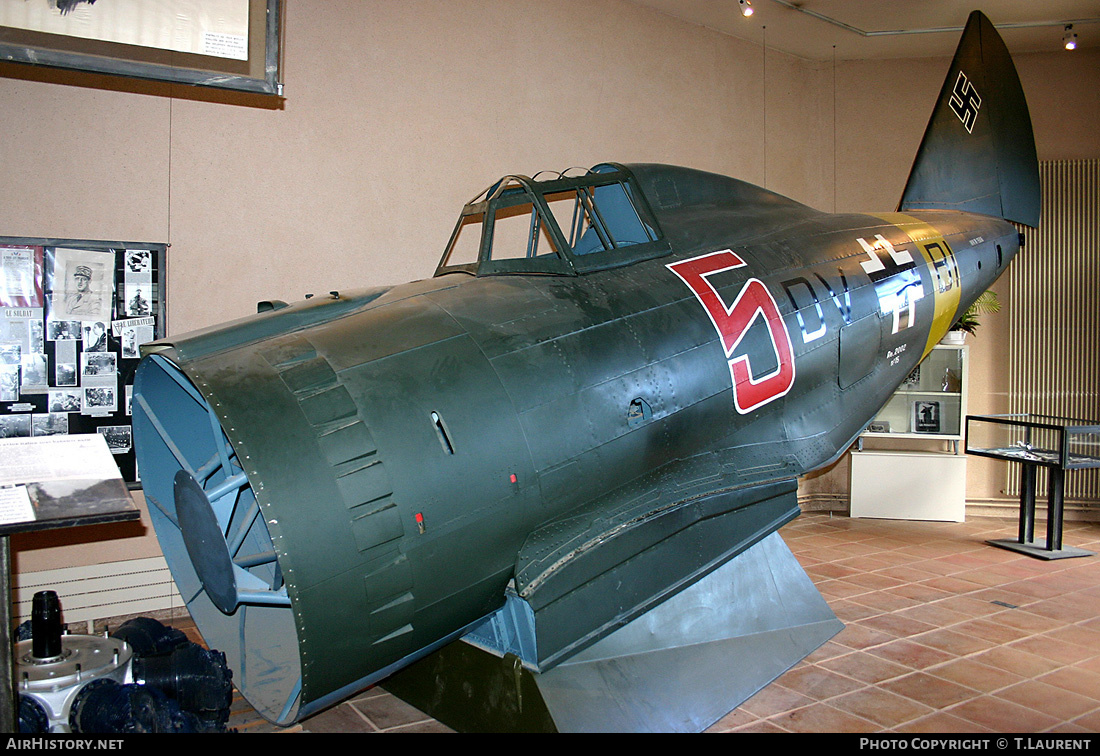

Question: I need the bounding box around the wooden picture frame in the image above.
[0,0,281,96]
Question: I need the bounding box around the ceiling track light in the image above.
[1063,24,1077,50]
[739,0,754,18]
[768,0,1095,52]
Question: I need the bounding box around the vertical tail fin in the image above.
[898,10,1040,227]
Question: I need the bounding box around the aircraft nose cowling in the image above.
[132,334,434,724]
[133,277,544,725]
[134,351,309,724]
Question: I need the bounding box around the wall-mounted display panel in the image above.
[0,236,166,486]
[0,0,281,96]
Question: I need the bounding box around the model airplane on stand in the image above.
[133,11,1038,728]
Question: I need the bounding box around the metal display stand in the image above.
[383,532,843,732]
[0,435,140,732]
[966,414,1100,560]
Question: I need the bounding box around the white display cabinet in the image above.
[850,450,967,522]
[851,344,969,522]
[860,344,968,453]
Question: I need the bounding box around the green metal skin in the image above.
[132,12,1038,724]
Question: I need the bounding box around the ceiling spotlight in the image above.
[739,0,754,18]
[1063,24,1077,50]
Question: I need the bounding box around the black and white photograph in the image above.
[19,353,48,393]
[120,323,153,359]
[81,350,117,378]
[82,320,108,352]
[912,400,942,434]
[0,414,31,438]
[28,318,44,354]
[82,386,117,414]
[0,364,18,402]
[50,247,115,322]
[125,283,152,316]
[31,413,68,437]
[1,341,23,401]
[48,389,81,413]
[54,362,78,388]
[46,317,81,341]
[125,249,152,274]
[121,326,138,359]
[0,342,19,366]
[98,424,133,454]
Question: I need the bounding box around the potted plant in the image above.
[943,290,1000,343]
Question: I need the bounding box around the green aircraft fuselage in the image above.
[134,162,1017,721]
[132,11,1037,724]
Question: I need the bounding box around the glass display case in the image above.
[861,344,967,451]
[966,414,1100,559]
[966,414,1100,470]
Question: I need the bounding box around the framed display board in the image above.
[0,0,282,96]
[0,237,166,486]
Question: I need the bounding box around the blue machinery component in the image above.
[133,356,301,724]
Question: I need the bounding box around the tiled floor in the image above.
[216,512,1100,733]
[710,513,1100,733]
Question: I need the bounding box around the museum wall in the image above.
[0,1,1096,577]
[0,0,813,573]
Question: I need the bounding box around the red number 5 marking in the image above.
[668,250,796,414]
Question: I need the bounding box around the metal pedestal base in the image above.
[987,539,1094,561]
[383,531,842,732]
[988,463,1094,560]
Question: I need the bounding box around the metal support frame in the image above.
[383,531,843,732]
[989,462,1093,560]
[968,414,1097,561]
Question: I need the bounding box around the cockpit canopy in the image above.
[434,163,669,277]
